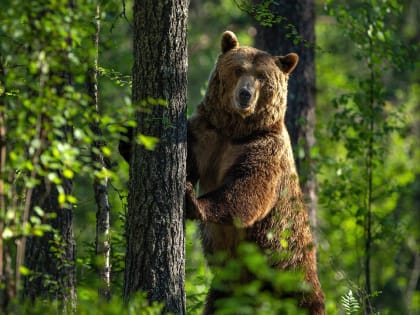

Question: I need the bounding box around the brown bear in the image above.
[186,31,325,315]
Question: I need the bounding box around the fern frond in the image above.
[341,290,360,315]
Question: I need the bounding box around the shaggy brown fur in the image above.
[186,31,325,315]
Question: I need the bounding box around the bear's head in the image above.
[201,31,298,137]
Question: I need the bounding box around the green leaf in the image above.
[137,134,159,151]
[48,172,62,184]
[280,239,288,249]
[30,215,41,225]
[2,227,14,239]
[33,206,44,217]
[58,193,66,205]
[63,169,74,179]
[19,266,31,276]
[101,146,112,157]
[67,195,77,204]
[341,290,360,315]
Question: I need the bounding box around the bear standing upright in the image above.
[186,31,325,314]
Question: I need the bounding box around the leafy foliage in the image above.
[316,0,419,313]
[9,290,164,315]
[341,290,360,315]
[211,243,307,315]
[0,0,134,306]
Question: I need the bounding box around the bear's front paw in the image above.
[185,181,206,221]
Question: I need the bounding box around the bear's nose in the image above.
[238,88,252,107]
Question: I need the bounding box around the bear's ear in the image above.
[276,53,299,74]
[221,31,239,54]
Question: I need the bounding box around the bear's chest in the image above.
[194,130,243,196]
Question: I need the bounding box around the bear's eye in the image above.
[256,74,266,83]
[235,68,245,77]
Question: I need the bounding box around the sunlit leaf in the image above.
[19,266,31,276]
[136,134,159,151]
[67,195,77,204]
[63,169,74,179]
[101,146,112,157]
[58,193,66,205]
[2,227,14,239]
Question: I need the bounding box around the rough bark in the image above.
[252,0,318,237]
[123,0,188,314]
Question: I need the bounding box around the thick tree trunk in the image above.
[123,0,188,314]
[253,0,318,237]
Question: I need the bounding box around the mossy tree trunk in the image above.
[253,0,318,237]
[123,0,188,314]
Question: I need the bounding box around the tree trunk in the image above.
[252,0,318,238]
[88,3,111,300]
[24,177,76,306]
[123,0,188,314]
